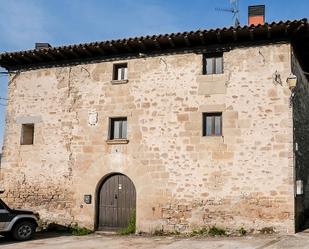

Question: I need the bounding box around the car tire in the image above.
[12,221,36,241]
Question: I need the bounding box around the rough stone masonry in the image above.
[0,41,299,234]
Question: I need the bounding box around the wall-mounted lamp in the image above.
[287,73,297,90]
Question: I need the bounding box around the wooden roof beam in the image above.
[138,40,146,51]
[50,50,67,59]
[249,29,254,40]
[41,52,56,61]
[232,30,237,42]
[199,32,205,45]
[82,47,92,57]
[216,31,222,43]
[8,55,23,64]
[123,42,133,53]
[109,43,118,53]
[267,27,272,39]
[94,45,106,55]
[168,37,175,48]
[184,35,191,46]
[69,49,80,58]
[29,53,44,62]
[20,54,34,63]
[153,39,161,50]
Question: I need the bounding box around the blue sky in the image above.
[0,0,308,148]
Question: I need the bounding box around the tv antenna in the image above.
[215,0,240,27]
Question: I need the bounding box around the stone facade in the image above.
[0,42,297,233]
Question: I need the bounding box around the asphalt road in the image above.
[1,231,309,249]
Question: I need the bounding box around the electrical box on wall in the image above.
[296,180,303,195]
[84,195,92,204]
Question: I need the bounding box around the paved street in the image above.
[2,231,309,249]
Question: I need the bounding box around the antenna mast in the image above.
[215,0,240,27]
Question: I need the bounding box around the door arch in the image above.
[97,173,136,230]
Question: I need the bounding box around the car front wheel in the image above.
[12,221,35,241]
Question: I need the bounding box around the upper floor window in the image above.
[203,53,223,75]
[202,113,222,136]
[21,123,34,145]
[113,63,128,81]
[109,117,127,140]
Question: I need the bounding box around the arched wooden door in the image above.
[98,174,136,230]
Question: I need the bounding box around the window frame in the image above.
[108,117,128,140]
[202,112,222,137]
[20,123,34,145]
[113,63,128,81]
[203,53,224,75]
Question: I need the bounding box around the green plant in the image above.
[69,224,93,236]
[190,227,208,236]
[208,226,226,236]
[119,209,136,235]
[153,229,165,236]
[238,227,247,236]
[259,227,275,234]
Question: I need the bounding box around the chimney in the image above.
[35,43,52,49]
[248,5,265,26]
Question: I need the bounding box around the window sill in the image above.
[197,74,227,83]
[201,136,224,143]
[111,79,129,85]
[106,139,129,145]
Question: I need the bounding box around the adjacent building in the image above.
[0,13,309,233]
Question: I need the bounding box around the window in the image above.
[203,53,223,75]
[21,124,34,145]
[113,63,128,81]
[109,117,127,140]
[203,113,222,136]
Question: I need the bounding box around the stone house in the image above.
[0,16,309,234]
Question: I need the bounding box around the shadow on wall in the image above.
[292,51,309,232]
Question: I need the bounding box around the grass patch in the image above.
[259,227,275,234]
[153,229,165,236]
[119,209,136,235]
[190,227,208,236]
[208,226,226,236]
[69,224,93,236]
[238,227,247,236]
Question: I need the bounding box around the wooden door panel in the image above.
[98,174,136,229]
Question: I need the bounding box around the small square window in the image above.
[109,117,127,140]
[21,124,34,145]
[203,53,223,75]
[113,63,128,81]
[203,113,222,136]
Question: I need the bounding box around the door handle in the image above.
[114,194,118,199]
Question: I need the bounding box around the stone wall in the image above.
[0,42,295,233]
[292,50,309,231]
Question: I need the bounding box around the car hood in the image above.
[10,209,34,215]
